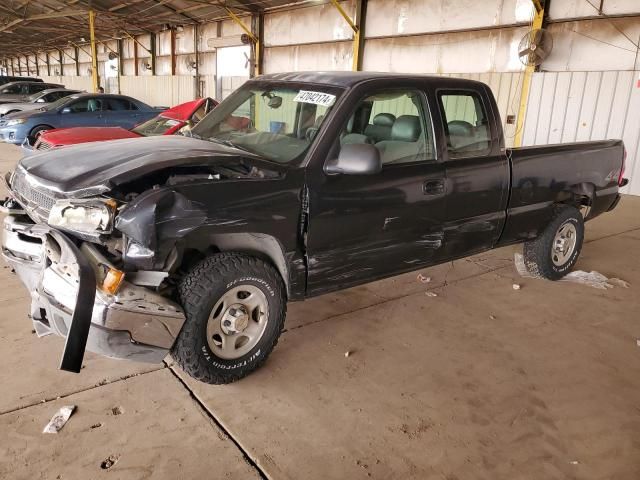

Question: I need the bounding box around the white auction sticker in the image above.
[293,90,336,107]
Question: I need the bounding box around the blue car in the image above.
[0,93,163,145]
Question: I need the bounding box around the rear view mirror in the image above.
[325,143,382,175]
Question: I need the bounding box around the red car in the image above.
[33,97,217,151]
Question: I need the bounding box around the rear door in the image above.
[103,98,143,129]
[305,82,447,295]
[435,84,510,258]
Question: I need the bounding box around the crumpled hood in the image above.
[18,135,282,195]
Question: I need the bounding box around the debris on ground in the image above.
[489,315,496,320]
[607,278,630,288]
[425,291,438,297]
[100,455,120,470]
[111,406,124,416]
[417,273,431,284]
[42,405,76,434]
[512,284,521,290]
[561,271,631,290]
[569,460,579,465]
[344,351,351,358]
[514,253,630,289]
[90,422,103,429]
[636,339,640,348]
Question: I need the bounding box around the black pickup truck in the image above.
[1,72,627,384]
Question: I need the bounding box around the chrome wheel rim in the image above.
[206,285,269,360]
[552,222,577,266]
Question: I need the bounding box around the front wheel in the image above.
[172,253,287,384]
[28,125,51,144]
[523,205,584,280]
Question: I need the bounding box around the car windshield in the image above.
[132,116,182,136]
[26,92,44,102]
[191,84,342,164]
[40,95,76,111]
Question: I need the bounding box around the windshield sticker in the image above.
[293,91,336,107]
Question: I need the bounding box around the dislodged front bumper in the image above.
[1,214,185,372]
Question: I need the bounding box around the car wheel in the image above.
[172,253,287,384]
[523,205,584,280]
[28,125,52,144]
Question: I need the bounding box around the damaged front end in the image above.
[2,213,185,372]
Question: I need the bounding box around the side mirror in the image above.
[35,98,45,103]
[325,143,382,175]
[61,107,72,114]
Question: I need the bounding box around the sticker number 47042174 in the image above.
[293,90,336,107]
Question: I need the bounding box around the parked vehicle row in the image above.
[0,81,65,104]
[34,97,218,150]
[0,93,163,145]
[0,88,83,117]
[0,72,627,386]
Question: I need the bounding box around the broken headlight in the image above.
[48,198,116,235]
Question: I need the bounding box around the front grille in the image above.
[10,169,57,222]
[36,140,52,151]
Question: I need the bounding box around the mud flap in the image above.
[50,229,97,373]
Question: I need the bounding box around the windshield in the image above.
[191,84,342,164]
[40,95,76,111]
[132,116,183,136]
[26,92,44,102]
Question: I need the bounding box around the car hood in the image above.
[3,108,44,121]
[18,135,284,196]
[0,102,40,114]
[41,127,140,146]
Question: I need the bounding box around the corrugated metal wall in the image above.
[521,71,640,195]
[39,76,93,92]
[118,75,195,107]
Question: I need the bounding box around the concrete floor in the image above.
[0,142,639,480]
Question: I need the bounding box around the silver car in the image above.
[0,89,82,117]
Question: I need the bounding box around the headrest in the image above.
[392,115,421,142]
[372,113,395,127]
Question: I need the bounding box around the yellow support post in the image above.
[89,10,99,92]
[330,0,361,71]
[224,7,261,75]
[514,4,544,147]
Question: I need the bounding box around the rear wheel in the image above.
[172,253,287,384]
[523,206,584,280]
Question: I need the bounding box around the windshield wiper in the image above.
[207,137,252,153]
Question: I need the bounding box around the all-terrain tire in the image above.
[523,205,584,280]
[171,253,287,384]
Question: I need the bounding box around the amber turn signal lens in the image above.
[102,268,124,295]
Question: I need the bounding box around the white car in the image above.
[0,88,82,117]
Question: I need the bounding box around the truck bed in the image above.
[500,139,624,244]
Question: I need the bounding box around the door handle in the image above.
[423,179,445,196]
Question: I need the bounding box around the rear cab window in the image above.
[437,90,491,158]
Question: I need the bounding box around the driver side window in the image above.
[438,91,491,158]
[335,89,435,166]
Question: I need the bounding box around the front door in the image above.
[305,84,447,296]
[59,97,106,128]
